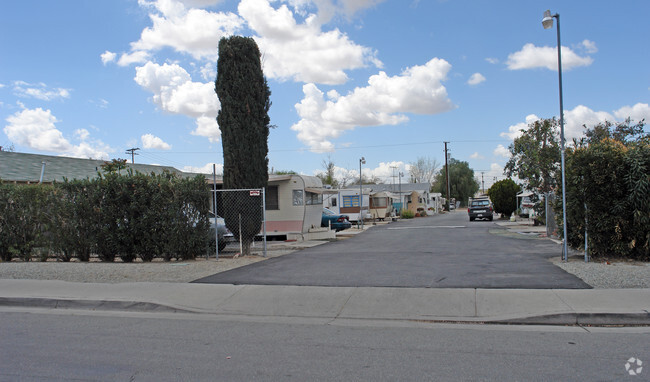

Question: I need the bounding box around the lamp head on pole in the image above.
[542,10,555,29]
[360,157,366,165]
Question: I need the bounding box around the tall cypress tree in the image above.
[215,36,271,255]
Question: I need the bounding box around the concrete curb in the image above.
[1,295,648,326]
[0,297,194,313]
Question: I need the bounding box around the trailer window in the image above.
[265,186,279,210]
[371,197,387,208]
[305,191,322,205]
[343,195,360,207]
[292,190,304,206]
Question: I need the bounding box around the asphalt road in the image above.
[194,211,591,289]
[1,310,647,381]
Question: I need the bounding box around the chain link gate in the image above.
[212,188,266,259]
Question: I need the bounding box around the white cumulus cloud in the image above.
[613,103,650,122]
[192,115,221,142]
[368,161,406,183]
[13,81,71,101]
[100,50,117,64]
[580,39,598,54]
[493,144,509,158]
[4,107,111,159]
[291,58,455,152]
[500,114,540,141]
[239,0,381,84]
[470,152,484,160]
[134,61,221,141]
[141,133,172,149]
[182,162,224,174]
[563,105,614,140]
[130,0,243,62]
[506,43,593,71]
[467,72,485,85]
[117,51,151,66]
[500,103,650,145]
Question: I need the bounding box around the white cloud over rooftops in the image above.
[182,162,224,174]
[500,103,650,144]
[291,58,455,152]
[141,133,172,150]
[4,107,111,159]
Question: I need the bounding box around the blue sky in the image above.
[1,0,648,188]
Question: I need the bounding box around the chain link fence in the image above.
[545,192,558,238]
[211,188,266,259]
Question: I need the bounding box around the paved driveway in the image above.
[194,211,590,289]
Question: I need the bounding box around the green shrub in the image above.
[0,171,211,262]
[401,210,415,219]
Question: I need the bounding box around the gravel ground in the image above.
[0,255,647,288]
[552,256,650,289]
[0,256,265,283]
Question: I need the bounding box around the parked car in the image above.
[468,197,494,221]
[209,212,235,250]
[321,208,352,231]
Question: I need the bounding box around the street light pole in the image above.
[398,171,403,214]
[543,9,569,262]
[359,157,365,229]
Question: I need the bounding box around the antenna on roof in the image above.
[125,148,140,164]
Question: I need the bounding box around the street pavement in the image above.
[194,212,590,289]
[0,212,648,326]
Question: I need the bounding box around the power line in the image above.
[139,138,508,156]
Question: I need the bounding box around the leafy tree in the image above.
[432,158,479,207]
[504,117,560,219]
[316,157,339,188]
[408,156,439,184]
[504,118,560,195]
[487,178,520,217]
[100,158,128,174]
[216,36,271,256]
[347,174,381,186]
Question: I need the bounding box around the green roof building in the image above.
[0,151,191,184]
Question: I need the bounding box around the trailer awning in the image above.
[305,187,324,194]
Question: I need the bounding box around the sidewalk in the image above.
[0,279,648,326]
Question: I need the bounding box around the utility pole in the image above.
[390,166,398,192]
[444,142,450,211]
[481,172,485,194]
[125,148,140,164]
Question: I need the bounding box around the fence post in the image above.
[584,202,589,262]
[262,188,267,257]
[213,164,218,260]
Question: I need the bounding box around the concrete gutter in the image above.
[0,280,648,326]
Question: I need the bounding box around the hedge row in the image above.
[559,133,649,260]
[0,171,211,262]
